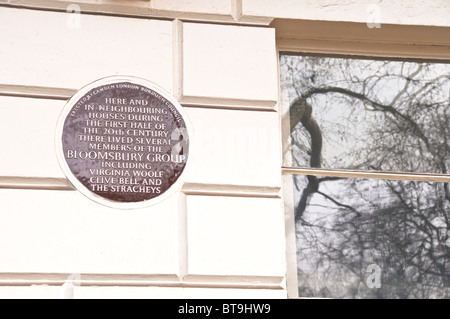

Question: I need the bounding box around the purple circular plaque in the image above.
[56,77,192,209]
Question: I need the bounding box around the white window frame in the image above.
[275,19,450,298]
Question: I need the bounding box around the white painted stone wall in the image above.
[0,0,448,299]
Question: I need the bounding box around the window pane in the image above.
[286,174,449,299]
[280,55,450,174]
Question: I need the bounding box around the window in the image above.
[281,54,450,299]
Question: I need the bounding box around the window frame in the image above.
[275,19,450,298]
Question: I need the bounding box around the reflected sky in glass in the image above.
[289,175,449,299]
[281,55,450,299]
[280,55,450,174]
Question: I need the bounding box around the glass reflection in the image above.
[290,175,449,299]
[281,55,450,174]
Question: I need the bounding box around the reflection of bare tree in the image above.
[290,99,322,222]
[295,177,449,299]
[285,57,450,175]
[283,56,450,298]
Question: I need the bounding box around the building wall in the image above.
[0,0,448,298]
